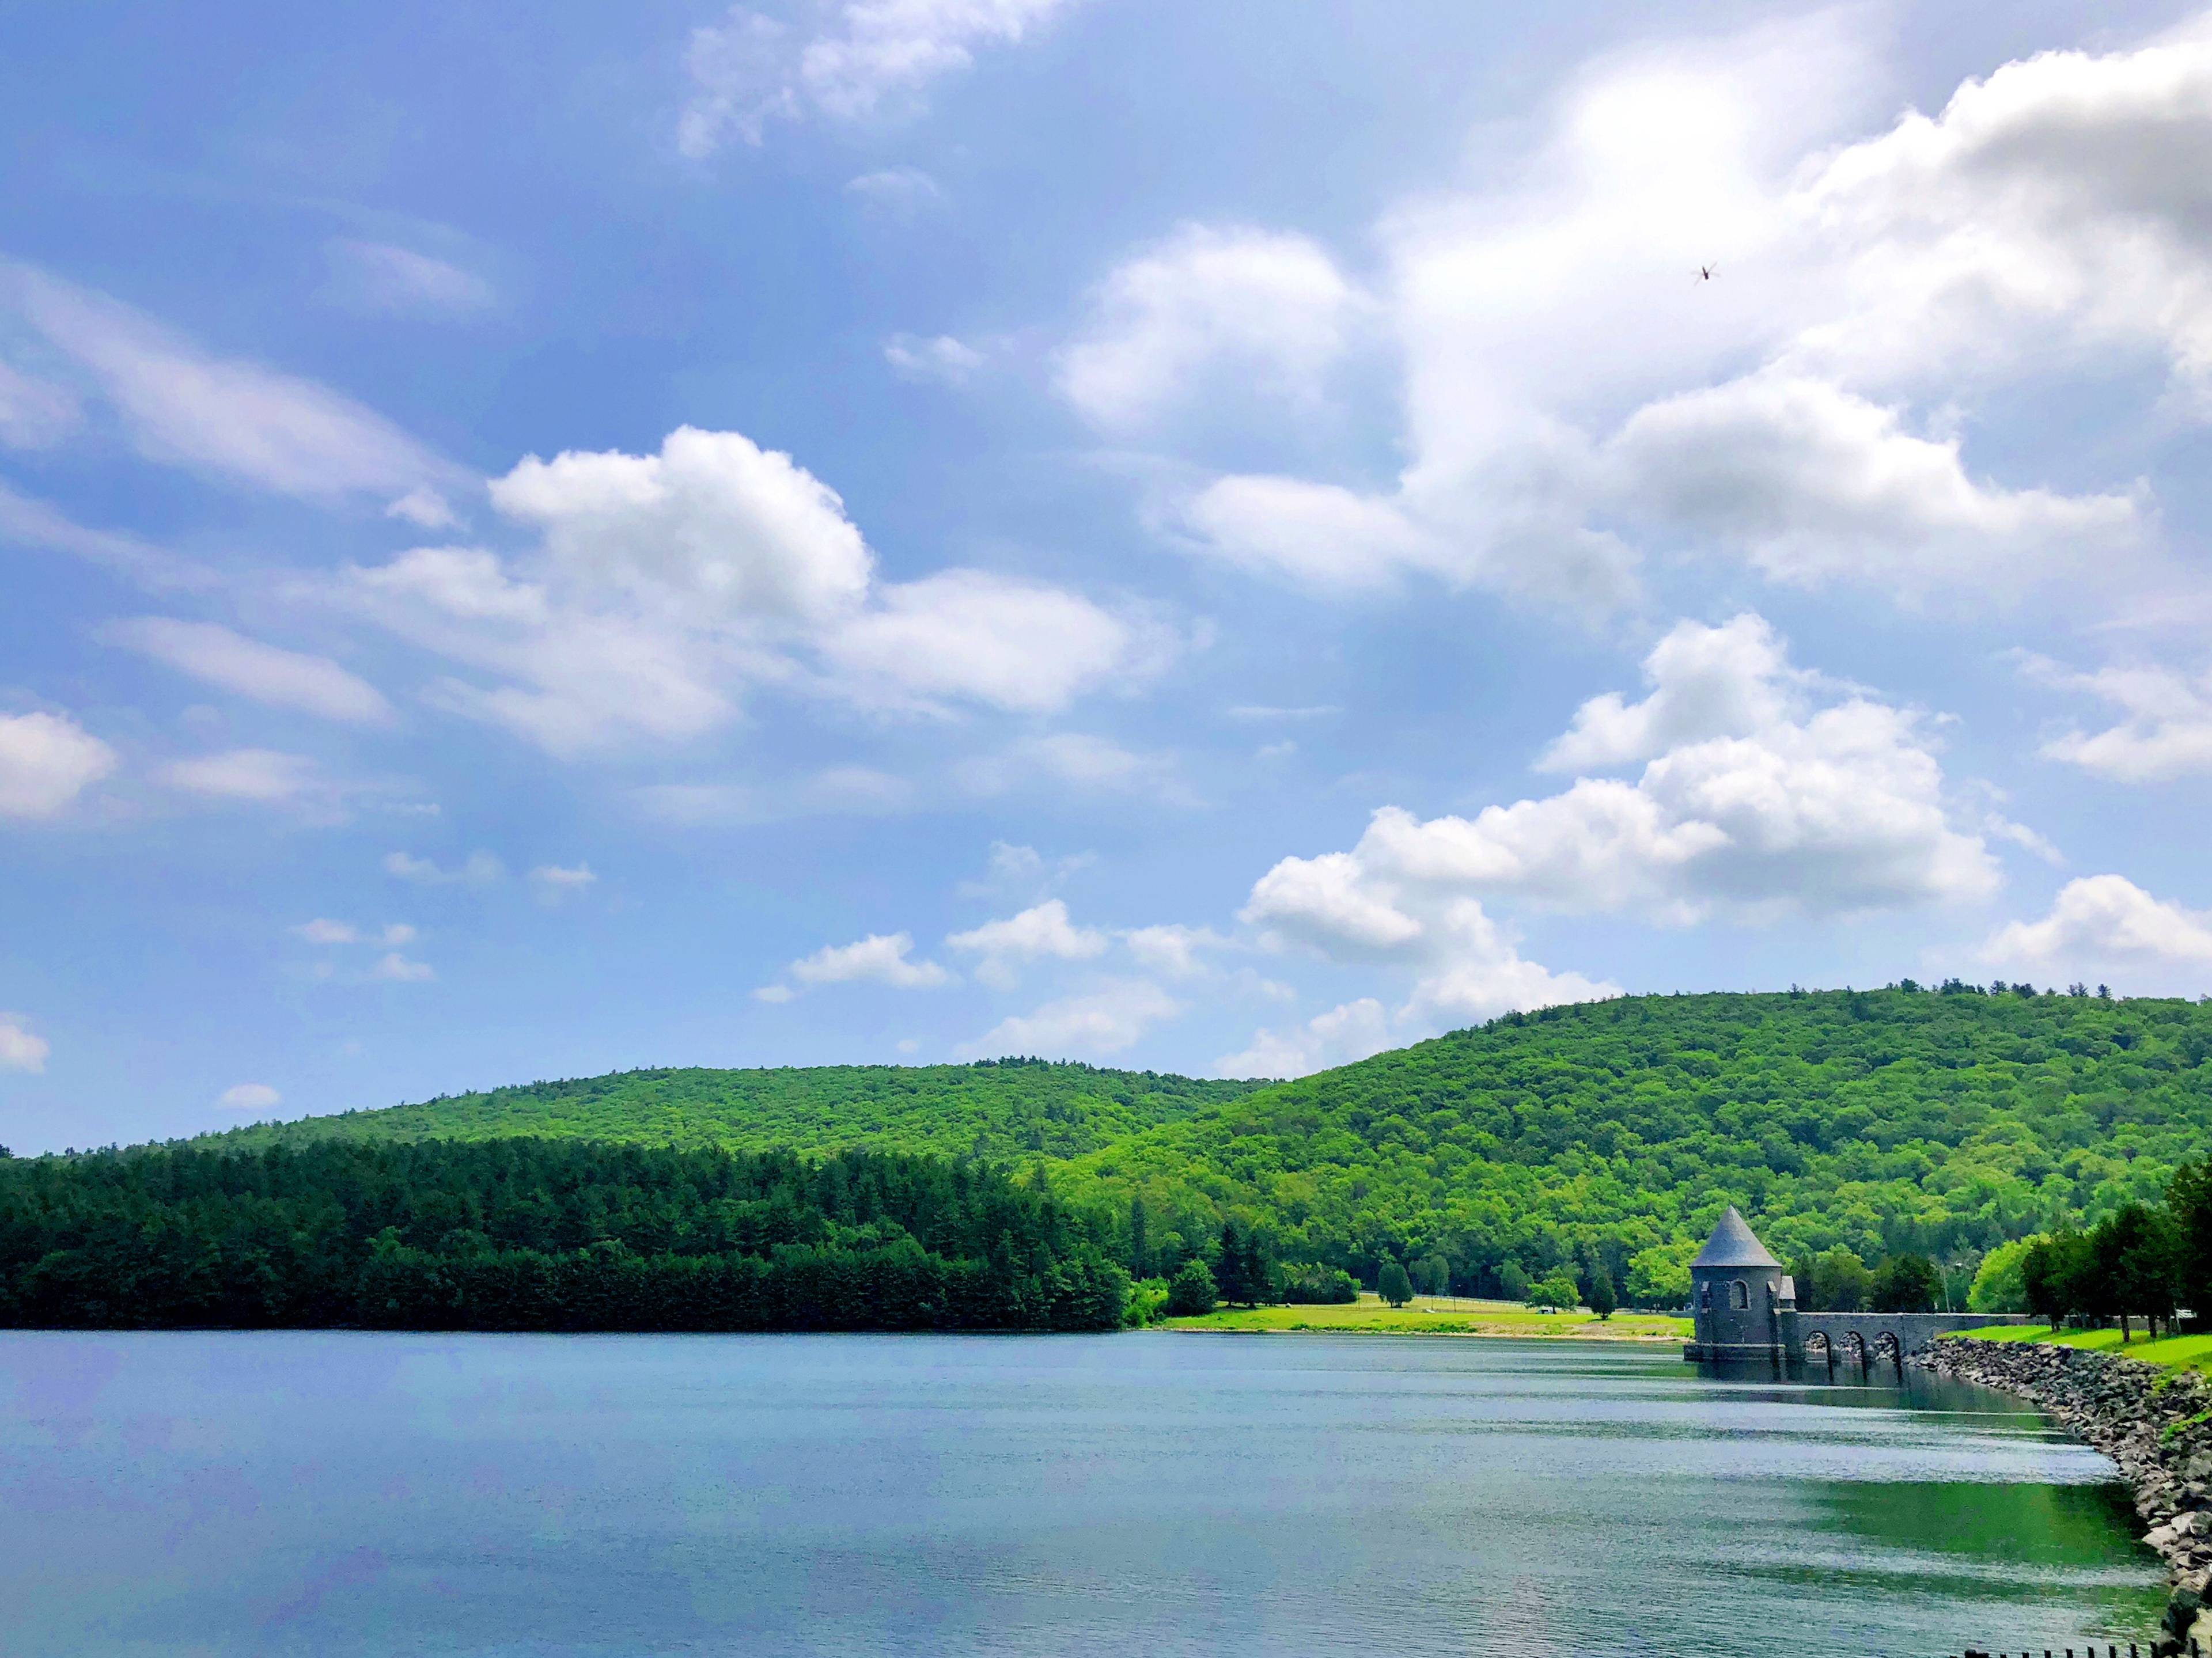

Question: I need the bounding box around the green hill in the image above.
[1058,987,2212,1300]
[195,987,2212,1306]
[208,1058,1263,1163]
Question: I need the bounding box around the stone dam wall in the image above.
[1918,1335,2212,1655]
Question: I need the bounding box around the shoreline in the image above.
[1918,1335,2212,1655]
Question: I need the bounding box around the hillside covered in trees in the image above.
[0,1140,1128,1332]
[208,1060,1260,1164]
[1062,987,2212,1306]
[43,984,2205,1321]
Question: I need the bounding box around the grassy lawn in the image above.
[1959,1324,2212,1372]
[1159,1293,1691,1341]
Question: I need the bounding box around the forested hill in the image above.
[184,987,2212,1307]
[207,1060,1263,1163]
[1058,987,2212,1301]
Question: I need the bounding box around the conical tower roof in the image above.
[1691,1206,1781,1269]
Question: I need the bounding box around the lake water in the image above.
[0,1331,2166,1657]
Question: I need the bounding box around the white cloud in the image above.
[946,898,1107,986]
[490,425,873,626]
[1149,14,2207,613]
[821,570,1142,715]
[294,918,359,945]
[324,240,494,316]
[105,618,392,724]
[955,840,1094,899]
[1539,612,1805,772]
[0,358,79,447]
[0,710,116,818]
[386,487,460,531]
[848,167,945,216]
[0,1014,50,1074]
[1605,370,2142,594]
[382,849,505,885]
[679,0,1082,153]
[346,426,1147,755]
[960,977,1183,1060]
[2025,655,2212,783]
[370,952,435,982]
[1983,875,2212,972]
[1120,923,1225,978]
[1059,225,1362,431]
[158,749,324,803]
[1217,997,1391,1080]
[884,332,984,382]
[1,260,452,500]
[753,983,796,1004]
[788,931,953,989]
[529,862,597,901]
[1255,619,1997,934]
[218,1083,282,1111]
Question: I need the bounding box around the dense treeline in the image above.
[2014,1162,2212,1338]
[156,987,2212,1316]
[1066,988,2212,1307]
[0,1140,1128,1332]
[204,1060,1260,1164]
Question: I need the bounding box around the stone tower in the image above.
[1686,1206,1791,1360]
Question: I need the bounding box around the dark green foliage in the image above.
[1586,1267,1618,1319]
[1281,1264,1359,1304]
[1804,1249,1874,1312]
[1870,1254,1940,1313]
[0,1140,1127,1333]
[1165,1257,1217,1316]
[1211,1219,1271,1307]
[1059,989,2212,1290]
[1377,1259,1413,1307]
[207,1061,1262,1164]
[2021,1170,2202,1338]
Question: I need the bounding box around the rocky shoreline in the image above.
[1918,1335,2212,1654]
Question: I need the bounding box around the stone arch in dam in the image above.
[1681,1208,2022,1361]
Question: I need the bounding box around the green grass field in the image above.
[1160,1294,1692,1341]
[1960,1325,2212,1371]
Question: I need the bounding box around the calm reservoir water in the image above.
[0,1331,2167,1657]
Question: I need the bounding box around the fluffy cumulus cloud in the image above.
[218,1083,281,1112]
[0,1012,50,1074]
[680,0,1082,153]
[1983,877,2212,987]
[1225,613,2009,1067]
[105,618,392,724]
[0,260,453,503]
[0,710,115,818]
[2025,655,2212,783]
[960,977,1183,1060]
[343,425,1150,755]
[1059,225,1363,431]
[1131,14,2212,613]
[1251,615,1997,937]
[945,898,1107,987]
[781,931,953,992]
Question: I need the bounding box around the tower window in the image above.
[1730,1280,1748,1310]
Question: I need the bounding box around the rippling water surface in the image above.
[0,1331,2166,1657]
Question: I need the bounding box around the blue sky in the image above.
[6,1,2212,1152]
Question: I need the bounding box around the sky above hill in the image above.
[6,1,2212,1151]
